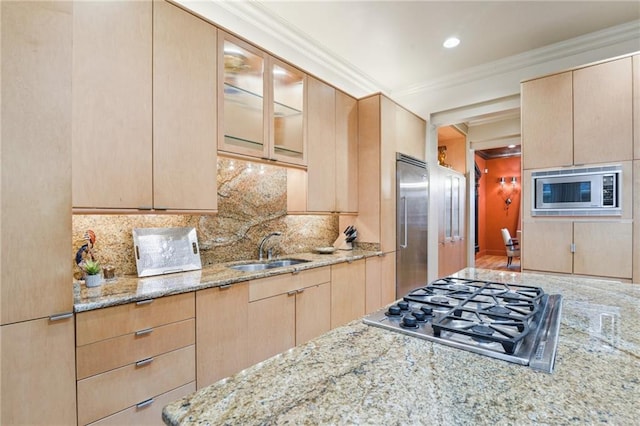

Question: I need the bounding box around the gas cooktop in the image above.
[363,277,563,373]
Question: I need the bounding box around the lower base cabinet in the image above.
[196,283,249,388]
[331,259,366,328]
[248,267,331,366]
[88,382,195,426]
[523,221,633,279]
[75,293,195,425]
[365,252,396,313]
[1,317,77,426]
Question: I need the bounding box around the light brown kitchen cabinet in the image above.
[295,281,332,344]
[76,293,195,425]
[72,0,153,209]
[331,260,366,328]
[1,1,76,423]
[521,71,573,170]
[248,292,296,365]
[74,0,217,212]
[218,31,306,167]
[335,90,359,213]
[218,32,268,160]
[153,1,217,211]
[633,55,640,160]
[522,221,632,279]
[356,94,425,251]
[522,56,634,170]
[289,85,359,214]
[365,252,396,313]
[634,160,640,283]
[1,316,77,425]
[196,283,249,388]
[248,267,331,365]
[522,222,573,274]
[395,104,426,162]
[307,76,337,212]
[573,57,633,165]
[88,383,195,426]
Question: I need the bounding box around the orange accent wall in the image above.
[475,155,521,256]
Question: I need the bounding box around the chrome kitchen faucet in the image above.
[258,232,282,261]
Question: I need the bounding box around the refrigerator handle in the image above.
[400,196,408,248]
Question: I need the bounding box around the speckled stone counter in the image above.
[73,250,380,312]
[163,268,640,425]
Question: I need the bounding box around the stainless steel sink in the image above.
[229,258,310,272]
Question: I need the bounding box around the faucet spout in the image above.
[258,232,282,261]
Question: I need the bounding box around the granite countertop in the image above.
[163,268,640,425]
[73,250,381,312]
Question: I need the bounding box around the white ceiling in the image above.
[181,0,640,122]
[259,0,639,95]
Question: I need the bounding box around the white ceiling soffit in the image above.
[178,1,640,118]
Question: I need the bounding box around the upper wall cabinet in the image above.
[522,56,634,170]
[521,72,573,169]
[72,0,153,209]
[218,31,306,167]
[153,1,218,211]
[73,1,217,211]
[291,79,358,214]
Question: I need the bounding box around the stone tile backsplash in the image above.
[73,158,338,276]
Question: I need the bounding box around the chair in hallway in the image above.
[500,228,520,268]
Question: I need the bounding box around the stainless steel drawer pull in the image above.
[135,328,154,336]
[136,299,154,306]
[136,398,155,409]
[296,289,304,294]
[49,312,73,321]
[219,284,232,289]
[135,357,154,367]
[287,291,297,296]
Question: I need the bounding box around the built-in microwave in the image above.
[531,165,621,216]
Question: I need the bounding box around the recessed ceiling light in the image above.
[443,37,460,48]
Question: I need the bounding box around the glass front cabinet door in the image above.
[218,32,267,158]
[218,31,306,167]
[270,58,306,165]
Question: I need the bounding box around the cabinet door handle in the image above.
[296,289,304,294]
[287,291,297,296]
[135,328,154,336]
[219,284,232,290]
[49,312,73,321]
[136,299,154,306]
[135,357,154,367]
[138,206,153,211]
[136,398,155,409]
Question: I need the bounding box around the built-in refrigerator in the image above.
[396,153,429,298]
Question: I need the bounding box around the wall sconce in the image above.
[498,176,518,211]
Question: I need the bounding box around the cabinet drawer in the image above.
[77,318,195,379]
[249,266,330,301]
[76,292,195,346]
[88,382,195,426]
[77,345,195,425]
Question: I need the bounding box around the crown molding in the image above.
[211,0,385,96]
[393,19,640,98]
[181,1,638,106]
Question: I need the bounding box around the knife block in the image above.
[332,235,353,251]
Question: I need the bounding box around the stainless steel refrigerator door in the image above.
[396,158,429,298]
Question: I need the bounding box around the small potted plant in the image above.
[83,259,102,288]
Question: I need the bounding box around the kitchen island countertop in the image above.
[163,268,640,425]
